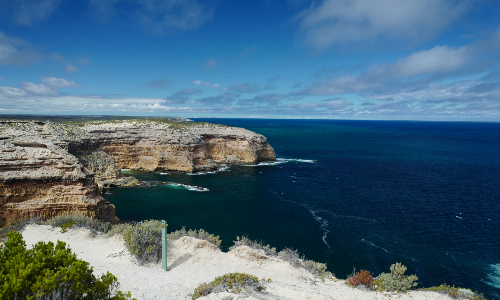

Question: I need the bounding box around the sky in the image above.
[1,0,500,120]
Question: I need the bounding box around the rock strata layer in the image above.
[0,119,275,227]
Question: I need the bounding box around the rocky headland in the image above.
[0,118,276,227]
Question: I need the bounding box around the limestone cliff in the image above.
[83,120,276,172]
[0,118,276,227]
[0,121,118,227]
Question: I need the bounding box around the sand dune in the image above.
[20,224,452,300]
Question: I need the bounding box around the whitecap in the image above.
[242,157,317,167]
[487,264,500,289]
[166,182,209,192]
[187,164,230,175]
[159,172,169,175]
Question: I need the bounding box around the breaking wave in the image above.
[487,264,500,289]
[243,158,317,167]
[133,180,209,192]
[166,183,209,192]
[187,164,230,175]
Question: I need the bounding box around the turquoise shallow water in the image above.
[104,119,500,299]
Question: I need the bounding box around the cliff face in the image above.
[84,121,276,172]
[0,121,118,227]
[0,119,276,227]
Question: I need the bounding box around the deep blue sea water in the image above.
[103,119,500,299]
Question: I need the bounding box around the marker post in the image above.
[162,220,167,271]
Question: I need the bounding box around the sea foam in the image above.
[487,264,500,289]
[243,158,317,167]
[187,164,229,175]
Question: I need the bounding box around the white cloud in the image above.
[296,0,467,49]
[0,32,42,66]
[0,86,27,97]
[298,44,471,95]
[0,43,17,60]
[191,80,211,86]
[4,77,82,97]
[20,82,56,95]
[41,77,81,89]
[390,46,468,78]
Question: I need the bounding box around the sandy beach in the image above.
[17,224,454,300]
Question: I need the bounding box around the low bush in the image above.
[121,222,221,264]
[106,223,132,237]
[422,284,486,300]
[374,262,418,292]
[168,226,222,249]
[230,236,276,256]
[123,220,162,264]
[48,215,112,234]
[0,217,45,242]
[278,248,328,280]
[191,273,266,300]
[0,231,134,300]
[60,221,76,233]
[347,270,374,288]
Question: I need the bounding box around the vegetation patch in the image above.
[60,221,76,233]
[277,248,328,280]
[230,236,276,256]
[168,226,222,248]
[373,262,418,292]
[229,236,329,280]
[0,231,134,300]
[48,215,112,234]
[191,273,267,300]
[123,220,162,264]
[0,217,45,242]
[421,284,486,300]
[347,269,375,288]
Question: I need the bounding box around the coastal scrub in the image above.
[0,231,134,299]
[191,273,267,300]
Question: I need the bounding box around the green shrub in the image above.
[0,231,134,300]
[191,273,266,300]
[168,226,222,249]
[347,270,374,288]
[60,221,76,233]
[374,262,418,292]
[230,236,276,256]
[106,223,132,237]
[123,220,162,264]
[421,284,486,300]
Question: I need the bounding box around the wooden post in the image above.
[162,220,167,271]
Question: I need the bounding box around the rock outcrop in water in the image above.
[0,118,276,227]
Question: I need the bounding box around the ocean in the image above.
[103,119,500,299]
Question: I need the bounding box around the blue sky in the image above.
[1,0,500,120]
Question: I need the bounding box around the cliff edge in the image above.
[0,118,276,227]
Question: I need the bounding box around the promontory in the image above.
[0,117,276,227]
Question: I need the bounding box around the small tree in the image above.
[0,231,133,299]
[375,262,418,292]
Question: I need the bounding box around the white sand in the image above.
[20,224,452,300]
